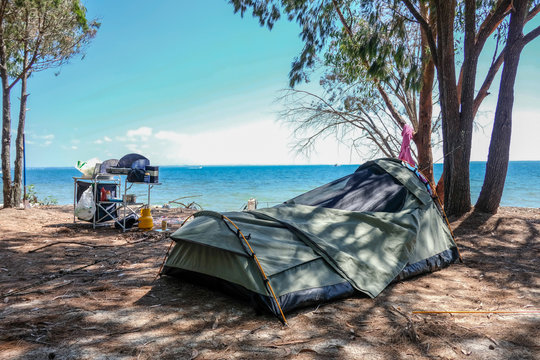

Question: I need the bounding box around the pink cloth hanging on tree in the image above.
[398,124,415,166]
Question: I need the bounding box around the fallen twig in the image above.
[28,241,119,253]
[28,236,160,253]
[268,339,313,347]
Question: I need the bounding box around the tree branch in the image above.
[331,0,353,37]
[473,49,505,117]
[473,1,539,114]
[522,24,540,46]
[527,3,540,22]
[332,0,408,129]
[401,0,438,68]
[475,0,512,50]
[377,84,407,129]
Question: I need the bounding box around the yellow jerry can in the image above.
[138,207,154,230]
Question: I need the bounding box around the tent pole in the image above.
[222,214,288,325]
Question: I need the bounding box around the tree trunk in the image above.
[0,47,12,208]
[475,0,529,213]
[13,67,29,206]
[415,2,435,185]
[444,0,477,216]
[435,0,467,216]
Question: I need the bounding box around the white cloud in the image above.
[135,119,353,165]
[509,110,540,161]
[126,126,152,140]
[71,145,78,150]
[93,135,115,145]
[470,109,540,161]
[30,133,55,146]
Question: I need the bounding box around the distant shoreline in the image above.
[13,159,540,169]
[1,162,540,210]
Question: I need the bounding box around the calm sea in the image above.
[1,161,539,211]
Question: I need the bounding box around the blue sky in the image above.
[13,0,540,167]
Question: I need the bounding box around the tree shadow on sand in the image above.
[1,207,538,359]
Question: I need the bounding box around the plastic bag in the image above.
[75,157,101,177]
[75,187,95,221]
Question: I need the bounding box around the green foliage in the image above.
[227,0,423,91]
[228,0,436,160]
[6,0,99,77]
[229,0,337,87]
[24,184,58,205]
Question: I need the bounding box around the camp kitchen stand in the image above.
[73,174,160,231]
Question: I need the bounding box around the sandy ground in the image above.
[0,205,538,360]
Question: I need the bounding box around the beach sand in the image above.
[0,205,538,359]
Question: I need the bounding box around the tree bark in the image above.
[415,2,435,185]
[444,0,478,216]
[0,37,12,208]
[13,63,29,206]
[435,0,468,215]
[475,0,529,213]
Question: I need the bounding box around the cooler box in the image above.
[145,165,159,183]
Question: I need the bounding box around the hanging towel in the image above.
[398,124,415,166]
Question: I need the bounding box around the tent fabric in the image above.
[116,153,150,169]
[283,164,408,212]
[162,158,459,320]
[99,159,119,174]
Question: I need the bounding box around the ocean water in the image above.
[1,161,539,211]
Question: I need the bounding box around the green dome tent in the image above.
[162,158,461,324]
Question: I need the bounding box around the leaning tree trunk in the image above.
[475,0,528,213]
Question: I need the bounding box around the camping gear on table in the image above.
[75,158,101,177]
[76,158,119,179]
[99,159,119,174]
[127,168,146,183]
[106,167,131,175]
[145,166,159,183]
[117,153,150,169]
[162,158,460,324]
[75,181,118,222]
[110,153,159,184]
